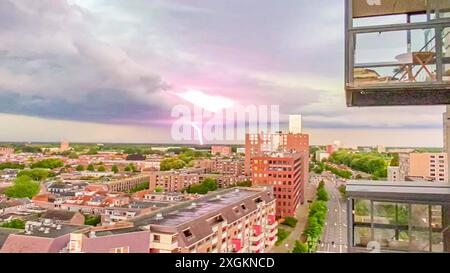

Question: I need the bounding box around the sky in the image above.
[0,0,446,147]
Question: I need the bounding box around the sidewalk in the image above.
[270,181,317,253]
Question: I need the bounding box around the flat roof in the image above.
[19,224,88,239]
[132,188,266,227]
[346,180,450,203]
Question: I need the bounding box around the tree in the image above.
[275,228,291,246]
[390,153,400,167]
[76,165,84,171]
[31,158,64,169]
[87,164,95,171]
[316,187,329,202]
[0,219,25,229]
[124,165,132,172]
[282,217,298,228]
[155,187,164,193]
[68,152,79,159]
[97,165,106,172]
[4,176,40,199]
[17,169,51,181]
[0,162,25,170]
[111,165,119,174]
[84,215,101,226]
[160,158,186,171]
[292,241,309,253]
[186,178,218,194]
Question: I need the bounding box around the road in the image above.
[318,180,348,253]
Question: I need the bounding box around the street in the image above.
[318,180,348,253]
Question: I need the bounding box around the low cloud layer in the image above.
[0,0,446,143]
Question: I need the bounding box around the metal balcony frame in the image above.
[345,0,450,107]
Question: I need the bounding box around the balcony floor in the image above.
[346,83,450,107]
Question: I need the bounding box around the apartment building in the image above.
[149,171,201,192]
[387,166,400,182]
[0,147,14,156]
[251,153,304,217]
[66,187,277,253]
[195,158,244,176]
[244,132,309,180]
[106,175,150,192]
[211,146,232,156]
[200,174,249,188]
[398,153,448,182]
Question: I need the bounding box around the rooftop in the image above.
[21,223,88,238]
[346,180,450,203]
[132,187,270,228]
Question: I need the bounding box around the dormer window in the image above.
[183,228,193,238]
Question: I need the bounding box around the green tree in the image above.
[17,169,51,181]
[390,153,400,166]
[282,217,298,228]
[0,219,25,229]
[76,165,84,171]
[84,215,101,226]
[0,162,25,170]
[4,176,40,199]
[87,164,95,171]
[155,187,164,193]
[292,241,309,253]
[111,165,119,174]
[31,158,64,169]
[275,228,291,246]
[186,178,218,194]
[97,165,106,172]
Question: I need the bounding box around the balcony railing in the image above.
[345,0,450,106]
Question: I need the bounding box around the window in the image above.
[153,234,161,242]
[183,229,193,238]
[111,246,129,253]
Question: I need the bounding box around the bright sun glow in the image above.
[176,90,235,112]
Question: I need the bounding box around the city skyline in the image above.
[0,0,447,146]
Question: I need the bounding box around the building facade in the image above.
[387,166,400,182]
[251,153,304,218]
[67,187,277,253]
[211,146,232,156]
[245,132,309,176]
[0,147,14,156]
[149,171,201,192]
[107,175,150,192]
[399,153,448,182]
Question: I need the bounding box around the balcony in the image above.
[345,0,450,106]
[266,236,277,246]
[250,240,264,252]
[231,239,243,253]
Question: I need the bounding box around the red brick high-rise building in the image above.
[251,153,304,218]
[245,132,309,177]
[245,132,309,218]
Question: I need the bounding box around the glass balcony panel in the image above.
[410,230,430,252]
[431,205,443,229]
[373,201,396,225]
[373,228,396,248]
[354,199,371,223]
[431,232,444,252]
[411,204,430,228]
[353,28,440,86]
[353,226,371,248]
